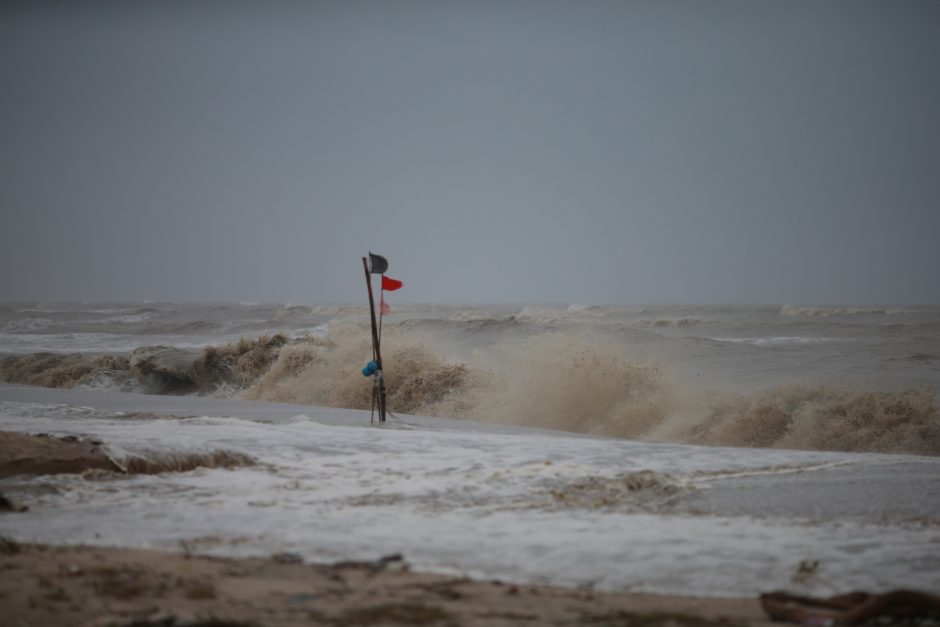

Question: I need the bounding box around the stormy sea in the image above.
[1,302,938,596]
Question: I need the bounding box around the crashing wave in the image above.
[0,353,131,389]
[686,385,939,455]
[129,333,289,394]
[109,449,257,474]
[3,328,938,456]
[246,330,669,438]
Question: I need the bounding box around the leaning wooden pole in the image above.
[362,257,386,422]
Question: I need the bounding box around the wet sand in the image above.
[0,542,774,627]
[0,431,119,479]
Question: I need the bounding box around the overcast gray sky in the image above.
[1,1,938,304]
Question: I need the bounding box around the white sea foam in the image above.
[0,390,938,597]
[290,323,330,339]
[87,308,140,314]
[708,336,844,346]
[99,312,154,324]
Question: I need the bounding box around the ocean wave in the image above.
[289,324,331,339]
[447,311,507,322]
[708,336,844,346]
[273,303,315,321]
[565,304,610,316]
[244,330,670,438]
[140,320,224,334]
[99,312,155,324]
[0,352,131,389]
[0,332,221,355]
[513,306,563,323]
[14,306,59,313]
[3,326,938,456]
[391,316,522,336]
[635,318,703,328]
[107,448,257,474]
[308,305,363,316]
[1,318,61,333]
[240,329,939,455]
[87,307,158,315]
[513,304,614,322]
[684,385,939,456]
[436,337,670,438]
[128,333,289,394]
[780,305,918,317]
[0,334,288,394]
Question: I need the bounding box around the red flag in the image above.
[380,295,390,316]
[381,275,403,291]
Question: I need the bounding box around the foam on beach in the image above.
[1,391,938,597]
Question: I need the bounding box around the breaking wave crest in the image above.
[240,328,939,455]
[3,329,938,456]
[243,328,669,438]
[0,353,131,389]
[0,334,289,394]
[110,449,257,474]
[684,385,940,455]
[128,333,289,394]
[243,326,468,414]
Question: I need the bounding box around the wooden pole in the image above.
[362,257,386,422]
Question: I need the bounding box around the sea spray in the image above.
[219,327,940,455]
[240,326,670,437]
[3,311,939,456]
[244,328,467,414]
[422,333,670,437]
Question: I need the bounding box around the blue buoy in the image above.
[362,360,378,377]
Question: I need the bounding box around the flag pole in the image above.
[378,283,384,344]
[362,257,387,423]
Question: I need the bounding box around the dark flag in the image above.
[368,252,388,274]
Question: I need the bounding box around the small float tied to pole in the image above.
[361,252,403,424]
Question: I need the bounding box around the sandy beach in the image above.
[1,540,773,627]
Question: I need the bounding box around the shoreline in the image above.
[0,429,773,625]
[0,541,775,627]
